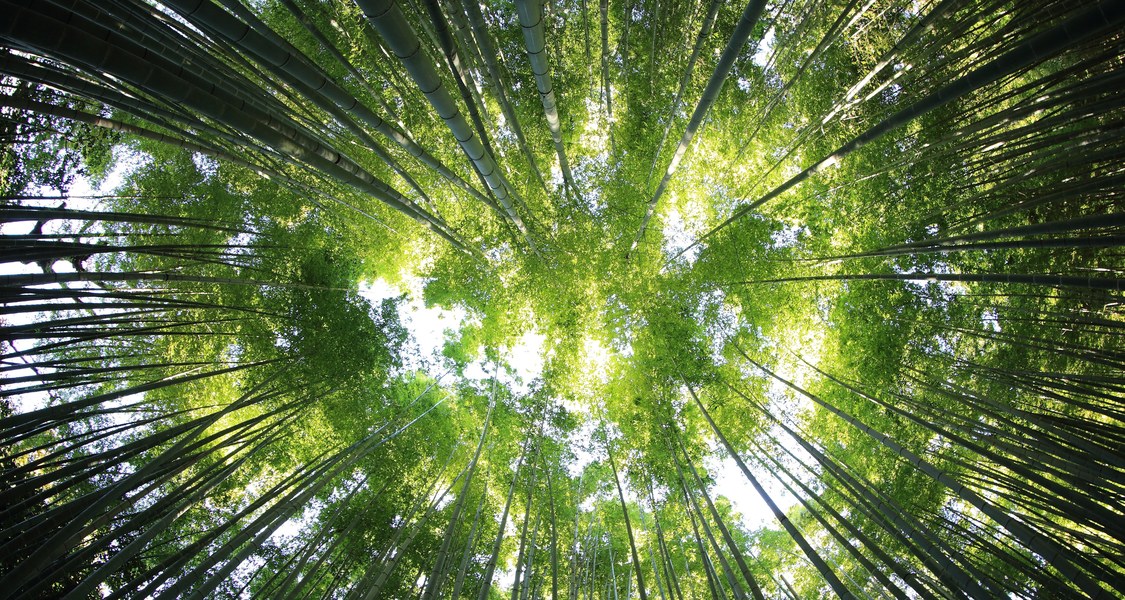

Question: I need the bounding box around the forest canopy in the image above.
[1,0,1123,598]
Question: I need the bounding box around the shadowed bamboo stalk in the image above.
[357,0,542,256]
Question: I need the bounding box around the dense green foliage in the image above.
[1,0,1123,598]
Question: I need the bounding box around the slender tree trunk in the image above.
[629,0,769,258]
[606,439,649,600]
[677,369,858,600]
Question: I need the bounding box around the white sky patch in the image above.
[583,337,611,380]
[548,153,565,191]
[565,337,612,403]
[462,360,491,382]
[705,435,799,532]
[752,28,776,68]
[359,278,546,394]
[769,223,808,249]
[981,308,1001,332]
[495,562,516,592]
[766,369,811,422]
[501,328,547,395]
[661,206,701,265]
[268,500,322,546]
[191,151,219,177]
[360,277,467,373]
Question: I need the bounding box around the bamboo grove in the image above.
[0,0,1122,597]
